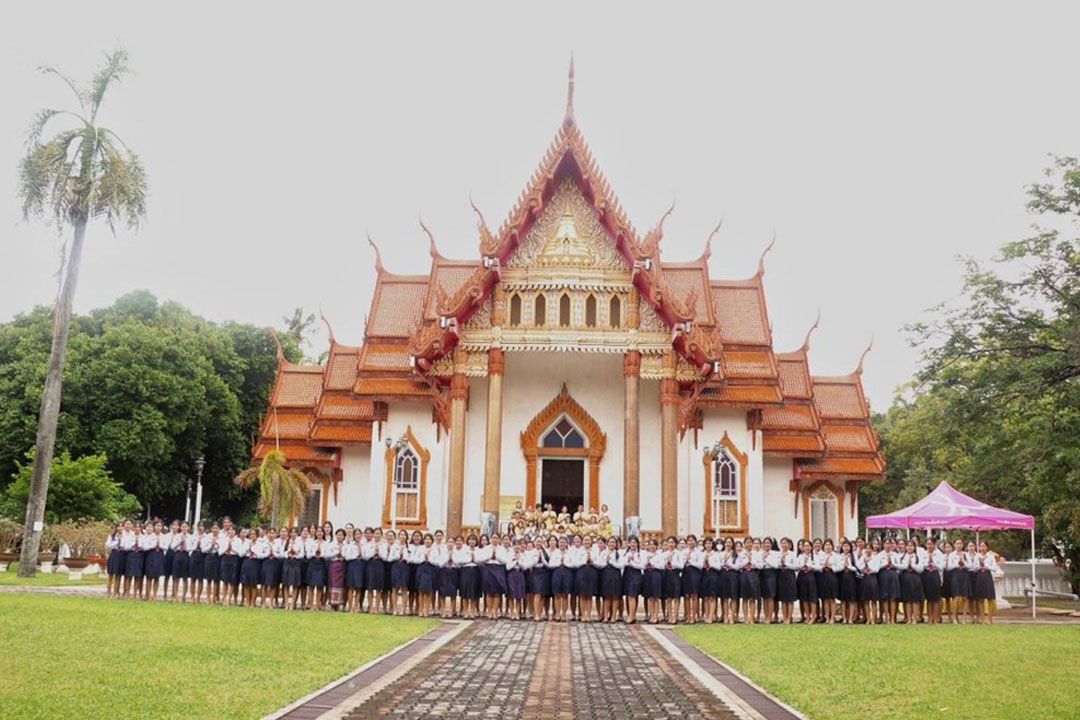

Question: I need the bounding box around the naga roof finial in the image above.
[269,329,285,364]
[703,217,723,262]
[319,307,336,345]
[855,335,874,375]
[366,232,384,274]
[800,309,821,352]
[757,230,777,277]
[419,214,440,259]
[564,53,575,125]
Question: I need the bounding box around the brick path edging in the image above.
[266,621,467,720]
[650,627,806,720]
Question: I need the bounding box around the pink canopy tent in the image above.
[866,480,1037,617]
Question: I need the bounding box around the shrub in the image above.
[1,450,140,523]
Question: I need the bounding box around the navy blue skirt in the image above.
[739,570,761,599]
[662,569,682,599]
[460,566,482,600]
[346,559,366,589]
[507,568,526,600]
[163,549,175,577]
[878,568,901,600]
[262,557,282,588]
[922,569,942,602]
[760,568,778,599]
[778,569,798,603]
[682,566,702,596]
[219,554,240,585]
[530,566,551,596]
[390,559,409,589]
[484,563,508,595]
[439,566,459,597]
[950,569,971,599]
[145,549,165,578]
[367,558,387,590]
[858,573,879,602]
[900,570,924,603]
[702,568,721,598]
[817,570,838,600]
[552,566,574,595]
[941,569,955,599]
[796,570,817,602]
[203,553,221,582]
[407,562,418,593]
[188,550,205,580]
[575,565,598,596]
[643,568,663,599]
[601,566,622,598]
[416,562,437,593]
[283,558,303,588]
[306,557,327,588]
[719,569,739,599]
[171,551,190,580]
[107,549,126,576]
[972,570,995,600]
[839,570,859,602]
[240,557,262,586]
[622,567,643,598]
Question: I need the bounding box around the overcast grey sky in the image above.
[2,2,1078,409]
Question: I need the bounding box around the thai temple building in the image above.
[254,64,885,539]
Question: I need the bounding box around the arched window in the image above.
[609,295,621,328]
[534,294,546,326]
[542,416,586,449]
[393,448,420,523]
[809,485,838,541]
[559,293,571,327]
[509,293,522,326]
[712,451,739,529]
[584,294,597,327]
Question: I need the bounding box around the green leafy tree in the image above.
[1,450,139,523]
[16,48,148,576]
[873,157,1080,592]
[234,449,311,527]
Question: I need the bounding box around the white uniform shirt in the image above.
[591,544,609,569]
[360,539,376,561]
[231,537,250,557]
[671,548,688,570]
[520,548,539,570]
[453,546,474,567]
[648,549,670,570]
[628,549,649,571]
[252,537,271,559]
[340,540,359,561]
[324,540,341,560]
[473,544,494,565]
[732,550,750,571]
[199,533,217,554]
[546,548,565,567]
[688,547,706,570]
[971,552,998,573]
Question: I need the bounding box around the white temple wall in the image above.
[500,351,627,525]
[696,408,754,536]
[377,400,445,531]
[462,377,489,529]
[762,456,800,540]
[332,444,372,528]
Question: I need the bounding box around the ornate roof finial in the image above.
[800,309,821,351]
[855,335,874,375]
[419,214,440,258]
[319,307,336,345]
[366,232,384,274]
[564,53,575,125]
[269,329,285,364]
[756,230,777,277]
[703,217,723,262]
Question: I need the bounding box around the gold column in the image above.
[660,354,679,536]
[623,351,640,522]
[446,372,469,536]
[482,348,505,514]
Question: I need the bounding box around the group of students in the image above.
[104,517,1003,624]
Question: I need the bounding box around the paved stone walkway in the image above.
[339,622,741,720]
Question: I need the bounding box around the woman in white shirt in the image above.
[856,538,880,624]
[105,521,124,600]
[899,539,925,623]
[600,536,622,623]
[946,539,970,624]
[877,537,902,624]
[306,526,328,611]
[663,536,683,624]
[970,540,999,624]
[521,538,540,621]
[186,522,207,604]
[506,538,527,620]
[530,536,556,621]
[143,520,167,601]
[622,536,647,624]
[922,537,945,624]
[326,528,346,611]
[549,536,572,622]
[760,537,781,624]
[168,521,191,603]
[363,527,385,614]
[281,527,304,610]
[415,533,438,618]
[795,539,818,624]
[702,537,723,623]
[576,535,599,622]
[682,536,704,624]
[459,534,481,619]
[473,534,496,619]
[162,520,180,600]
[837,540,859,624]
[775,537,798,624]
[217,526,240,606]
[644,538,666,624]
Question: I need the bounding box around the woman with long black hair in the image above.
[795,539,818,624]
[922,536,945,624]
[682,535,703,624]
[600,536,622,623]
[760,537,779,624]
[105,521,125,600]
[623,536,646,624]
[528,536,551,621]
[838,539,859,624]
[776,537,798,624]
[550,535,572,622]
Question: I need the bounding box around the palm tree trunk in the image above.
[17,216,87,577]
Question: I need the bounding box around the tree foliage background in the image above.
[865,157,1080,592]
[0,290,304,521]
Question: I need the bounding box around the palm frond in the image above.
[88,49,131,121]
[19,129,82,224]
[39,65,88,112]
[235,450,312,526]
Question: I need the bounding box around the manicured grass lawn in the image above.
[0,563,106,585]
[678,624,1080,720]
[0,594,437,720]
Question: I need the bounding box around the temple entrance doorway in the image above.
[541,458,584,511]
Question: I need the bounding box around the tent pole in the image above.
[1031,528,1037,620]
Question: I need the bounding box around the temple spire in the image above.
[800,309,821,351]
[703,218,723,263]
[419,215,440,258]
[366,232,385,274]
[855,335,874,375]
[756,231,777,277]
[319,307,336,345]
[564,53,575,125]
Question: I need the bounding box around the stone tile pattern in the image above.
[521,623,573,720]
[570,623,739,720]
[345,622,545,719]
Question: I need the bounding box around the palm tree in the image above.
[16,49,147,577]
[235,450,312,527]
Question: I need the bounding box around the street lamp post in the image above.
[183,474,193,524]
[192,456,206,529]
